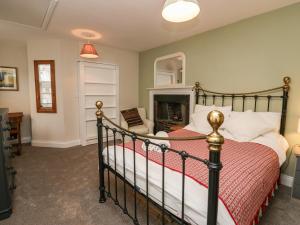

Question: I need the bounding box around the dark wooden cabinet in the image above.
[0,108,16,220]
[292,155,300,199]
[8,112,23,155]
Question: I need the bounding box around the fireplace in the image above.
[154,94,190,132]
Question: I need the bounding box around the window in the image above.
[34,60,57,113]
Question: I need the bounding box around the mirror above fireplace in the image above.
[154,52,186,88]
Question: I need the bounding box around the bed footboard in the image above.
[96,101,224,225]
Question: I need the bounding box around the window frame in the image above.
[34,60,57,113]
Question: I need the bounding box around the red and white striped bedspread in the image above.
[123,129,280,225]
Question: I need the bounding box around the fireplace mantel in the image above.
[148,86,195,122]
[147,85,193,91]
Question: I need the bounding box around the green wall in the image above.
[139,3,300,176]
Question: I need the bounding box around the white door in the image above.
[78,61,119,146]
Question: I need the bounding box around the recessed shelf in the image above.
[79,61,119,145]
[86,117,116,122]
[85,119,97,122]
[103,118,117,122]
[86,136,97,140]
[85,105,117,109]
[86,135,114,140]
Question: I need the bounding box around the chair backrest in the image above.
[137,108,146,120]
[120,108,146,124]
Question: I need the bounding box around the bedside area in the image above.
[292,146,300,199]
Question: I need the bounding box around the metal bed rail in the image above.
[96,101,225,225]
[193,76,290,135]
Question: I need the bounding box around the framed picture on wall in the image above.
[0,66,18,91]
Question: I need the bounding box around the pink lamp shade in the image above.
[80,43,99,58]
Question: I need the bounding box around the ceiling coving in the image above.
[0,0,58,30]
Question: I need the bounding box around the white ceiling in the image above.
[0,0,51,27]
[0,0,299,51]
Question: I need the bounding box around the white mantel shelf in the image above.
[147,86,193,91]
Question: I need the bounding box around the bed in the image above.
[95,76,291,225]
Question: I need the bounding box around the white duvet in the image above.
[103,125,288,225]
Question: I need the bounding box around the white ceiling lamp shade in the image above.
[162,0,200,23]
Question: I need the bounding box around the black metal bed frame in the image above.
[193,76,290,135]
[96,76,290,225]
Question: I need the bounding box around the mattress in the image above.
[103,128,286,225]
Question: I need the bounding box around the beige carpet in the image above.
[0,144,299,225]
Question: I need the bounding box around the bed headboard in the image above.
[193,77,291,135]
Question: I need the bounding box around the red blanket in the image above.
[123,129,280,225]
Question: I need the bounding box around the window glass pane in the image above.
[34,60,56,113]
[38,64,52,108]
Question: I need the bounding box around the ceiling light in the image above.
[162,0,200,23]
[72,29,102,40]
[80,43,99,58]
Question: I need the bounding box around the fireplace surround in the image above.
[148,86,194,132]
[154,95,189,132]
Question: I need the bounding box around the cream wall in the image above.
[27,40,66,146]
[139,4,300,176]
[0,39,31,141]
[27,39,139,146]
[61,40,139,141]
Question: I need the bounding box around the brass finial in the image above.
[192,81,201,92]
[283,76,291,92]
[95,101,103,118]
[206,110,224,152]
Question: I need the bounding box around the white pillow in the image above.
[194,104,215,113]
[191,111,213,134]
[194,104,232,129]
[224,111,274,142]
[254,112,281,132]
[214,106,232,128]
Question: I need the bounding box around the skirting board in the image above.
[21,136,31,144]
[31,139,81,148]
[280,173,294,187]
